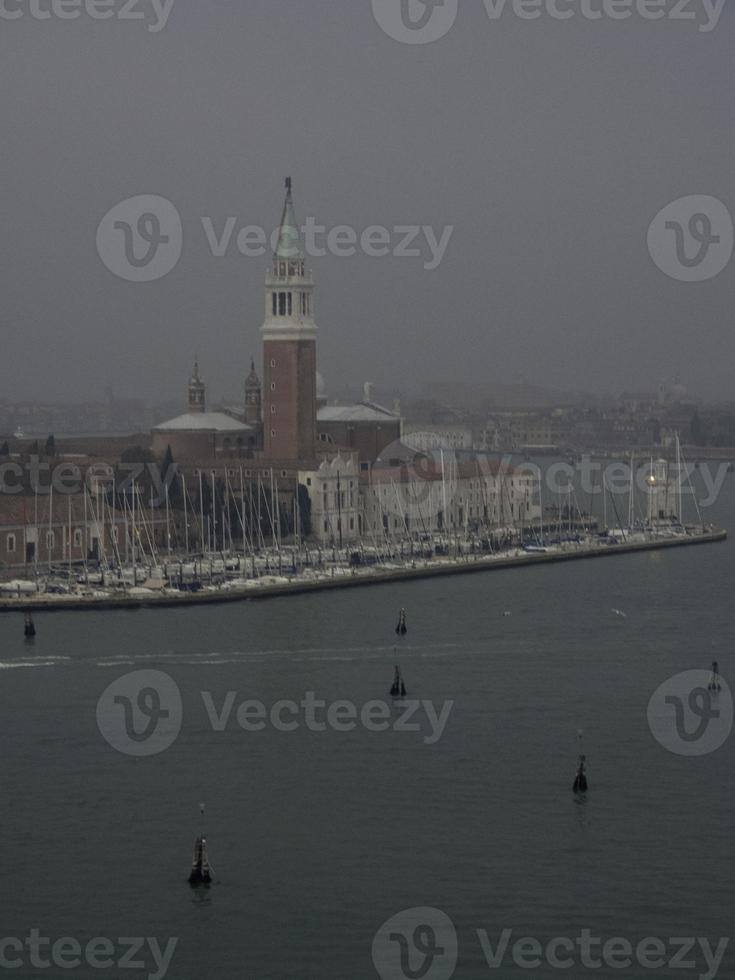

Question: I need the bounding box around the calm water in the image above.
[2,471,734,980]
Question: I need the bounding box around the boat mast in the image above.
[165,482,171,556]
[181,473,189,556]
[210,471,217,554]
[48,479,53,573]
[131,476,137,584]
[34,478,39,582]
[198,471,205,556]
[648,455,654,528]
[98,482,105,564]
[628,452,634,529]
[538,467,544,545]
[676,432,683,524]
[440,449,447,536]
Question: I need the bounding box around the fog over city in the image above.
[2,1,734,406]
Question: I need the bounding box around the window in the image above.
[270,359,276,368]
[306,478,311,487]
[287,293,293,315]
[74,529,83,547]
[271,405,276,415]
[270,382,276,391]
[270,429,276,438]
[324,521,328,533]
[6,534,16,554]
[112,527,119,542]
[272,293,277,316]
[46,531,55,550]
[278,292,287,316]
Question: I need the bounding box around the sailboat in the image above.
[390,665,407,699]
[573,755,588,793]
[188,804,214,887]
[572,730,587,793]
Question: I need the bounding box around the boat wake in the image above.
[0,657,71,670]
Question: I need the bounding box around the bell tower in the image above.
[244,358,262,425]
[261,178,317,461]
[188,358,206,414]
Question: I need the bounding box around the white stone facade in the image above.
[299,454,360,545]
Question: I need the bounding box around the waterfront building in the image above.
[299,453,360,546]
[0,493,167,573]
[359,454,539,538]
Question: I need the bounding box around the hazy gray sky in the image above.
[2,1,734,407]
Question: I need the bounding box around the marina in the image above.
[0,522,725,612]
[0,441,726,612]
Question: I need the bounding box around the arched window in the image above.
[6,533,16,554]
[272,293,277,316]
